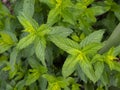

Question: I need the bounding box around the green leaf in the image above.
[0,31,15,44]
[49,36,80,55]
[38,77,48,90]
[35,38,46,66]
[62,55,79,78]
[62,8,75,25]
[42,74,56,83]
[47,7,60,26]
[94,62,104,81]
[112,62,120,72]
[114,45,120,56]
[82,43,103,55]
[72,84,80,90]
[39,0,56,8]
[80,30,104,48]
[10,49,19,70]
[99,23,120,53]
[49,26,73,37]
[28,57,42,69]
[100,72,109,86]
[17,34,36,50]
[18,13,39,32]
[79,56,97,83]
[26,69,40,85]
[0,42,12,53]
[90,6,110,16]
[23,0,35,17]
[15,80,25,90]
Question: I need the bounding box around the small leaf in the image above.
[35,38,46,66]
[42,74,56,83]
[26,69,40,85]
[0,31,14,44]
[72,84,80,90]
[80,30,104,48]
[94,62,104,81]
[62,55,78,78]
[28,57,43,69]
[15,80,26,90]
[112,62,120,72]
[0,42,12,53]
[82,43,103,55]
[10,48,19,70]
[17,34,36,50]
[62,8,75,25]
[114,45,120,56]
[47,7,60,26]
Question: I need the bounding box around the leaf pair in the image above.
[50,30,104,83]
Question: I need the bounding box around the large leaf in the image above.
[62,55,79,78]
[23,0,35,17]
[35,37,46,66]
[80,30,104,48]
[49,35,80,55]
[49,26,73,37]
[17,34,36,50]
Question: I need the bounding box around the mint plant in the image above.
[0,0,120,90]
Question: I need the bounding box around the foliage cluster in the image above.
[0,0,120,90]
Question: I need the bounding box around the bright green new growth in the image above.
[0,0,120,90]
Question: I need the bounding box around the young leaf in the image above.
[18,13,38,32]
[0,31,15,44]
[49,35,80,55]
[0,42,12,53]
[80,30,104,48]
[35,38,46,66]
[62,55,79,78]
[26,69,40,85]
[17,34,36,50]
